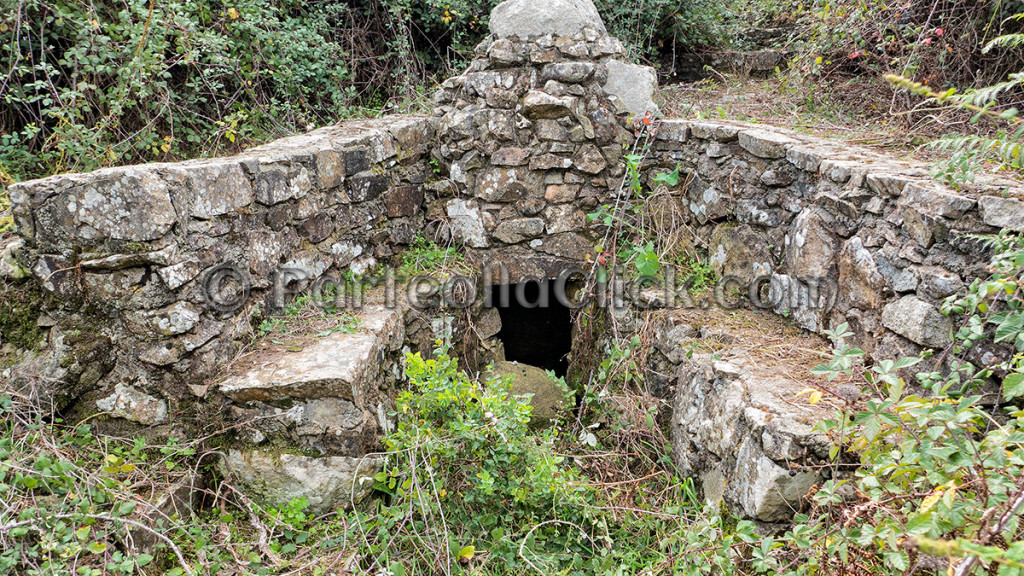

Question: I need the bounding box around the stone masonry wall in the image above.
[5,0,1022,519]
[635,117,1024,522]
[642,118,1024,361]
[431,14,658,283]
[6,117,435,429]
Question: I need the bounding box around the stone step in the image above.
[219,448,381,514]
[217,304,404,405]
[659,306,841,523]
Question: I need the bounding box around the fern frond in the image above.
[984,32,1024,53]
[949,73,1024,107]
[927,133,1024,169]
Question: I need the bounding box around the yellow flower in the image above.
[227,7,239,19]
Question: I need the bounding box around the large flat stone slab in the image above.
[218,305,403,404]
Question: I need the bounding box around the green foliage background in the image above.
[0,0,728,184]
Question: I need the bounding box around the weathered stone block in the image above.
[299,213,335,243]
[529,154,574,171]
[838,236,885,310]
[475,167,539,201]
[787,208,838,277]
[881,295,951,348]
[572,143,607,174]
[738,128,798,159]
[447,199,490,248]
[522,90,576,119]
[543,205,586,234]
[124,301,202,338]
[917,265,964,299]
[315,148,344,190]
[489,0,607,39]
[979,195,1024,232]
[492,147,532,166]
[487,38,526,67]
[37,168,177,243]
[602,59,659,117]
[900,203,948,248]
[541,62,596,84]
[254,162,312,206]
[785,146,822,172]
[689,121,740,142]
[218,305,403,403]
[544,183,579,203]
[385,185,424,218]
[96,383,168,426]
[347,172,388,202]
[708,223,772,283]
[493,217,545,243]
[186,161,254,219]
[220,449,381,515]
[535,232,590,258]
[903,183,975,219]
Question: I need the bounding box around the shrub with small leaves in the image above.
[750,231,1024,576]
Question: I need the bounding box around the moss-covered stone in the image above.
[491,360,571,427]
[0,277,44,350]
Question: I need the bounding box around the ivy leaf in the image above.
[1003,373,1024,400]
[652,163,681,187]
[635,247,660,277]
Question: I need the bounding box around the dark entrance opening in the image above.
[486,279,572,377]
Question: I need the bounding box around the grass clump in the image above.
[255,291,360,340]
[398,234,473,278]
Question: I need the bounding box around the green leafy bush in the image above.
[361,346,595,569]
[0,0,740,184]
[791,0,1024,91]
[885,15,1024,188]
[744,231,1024,575]
[0,0,369,181]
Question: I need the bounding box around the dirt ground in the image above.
[660,73,1024,190]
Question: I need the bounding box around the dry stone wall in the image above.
[634,117,1024,522]
[641,118,1023,360]
[6,117,435,427]
[432,8,657,283]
